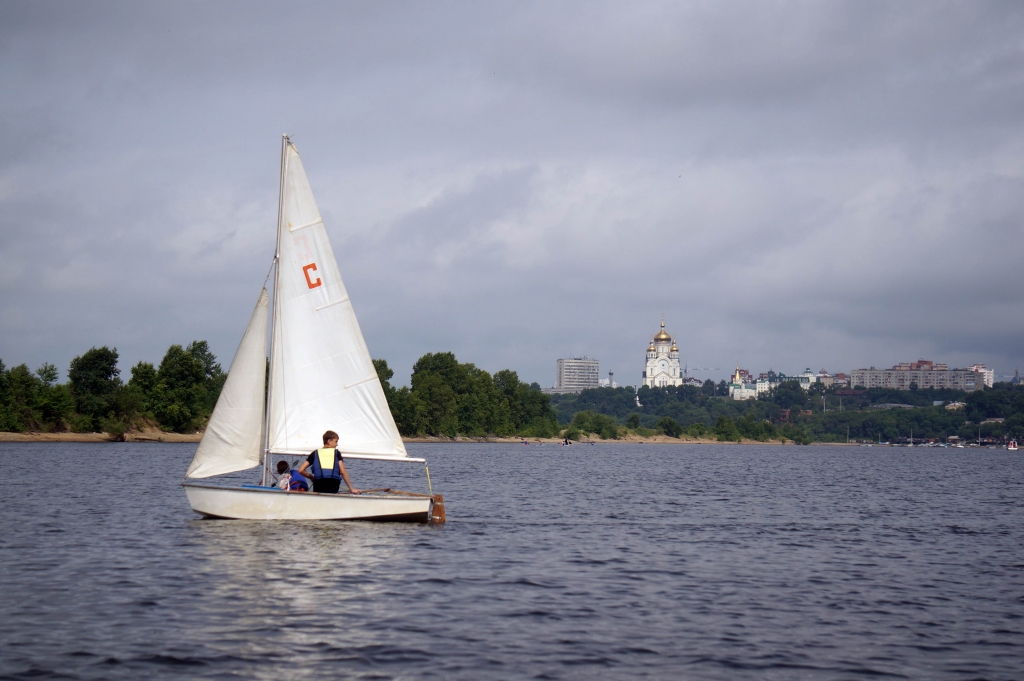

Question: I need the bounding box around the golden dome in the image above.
[670,342,678,352]
[653,319,672,342]
[647,339,656,351]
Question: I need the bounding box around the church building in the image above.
[642,319,682,388]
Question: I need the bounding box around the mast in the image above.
[262,134,289,486]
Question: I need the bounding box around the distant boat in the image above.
[1009,440,1019,451]
[182,136,443,523]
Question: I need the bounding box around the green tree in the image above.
[0,359,11,431]
[412,371,458,437]
[68,346,121,430]
[715,416,742,442]
[389,386,422,436]
[626,413,641,429]
[735,412,778,442]
[3,364,40,431]
[406,352,556,437]
[412,352,463,387]
[571,410,618,439]
[150,341,223,432]
[656,416,683,437]
[36,363,58,385]
[493,368,557,436]
[373,358,395,387]
[187,341,226,413]
[763,380,807,410]
[35,363,74,430]
[373,358,400,419]
[128,361,158,413]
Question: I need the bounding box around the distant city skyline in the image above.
[2,3,1022,388]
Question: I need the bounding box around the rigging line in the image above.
[262,253,277,287]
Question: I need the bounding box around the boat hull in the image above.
[183,483,433,522]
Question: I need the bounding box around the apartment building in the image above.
[850,360,985,391]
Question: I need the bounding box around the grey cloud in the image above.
[1,1,1021,388]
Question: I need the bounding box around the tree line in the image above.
[0,346,559,440]
[0,343,225,437]
[375,352,559,438]
[550,381,1024,443]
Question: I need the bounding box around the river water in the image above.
[0,442,1022,680]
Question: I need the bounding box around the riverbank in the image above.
[0,430,863,446]
[404,434,861,445]
[0,428,202,443]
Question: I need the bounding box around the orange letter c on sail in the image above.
[303,263,322,289]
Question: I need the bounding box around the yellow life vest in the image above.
[313,447,341,480]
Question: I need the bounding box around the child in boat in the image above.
[297,430,361,494]
[275,461,311,492]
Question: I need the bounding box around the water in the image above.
[1,442,1022,680]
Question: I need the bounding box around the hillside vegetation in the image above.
[550,382,1024,443]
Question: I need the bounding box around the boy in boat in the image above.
[275,461,311,492]
[297,430,361,495]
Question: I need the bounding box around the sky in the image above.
[2,1,1023,388]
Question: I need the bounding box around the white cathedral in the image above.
[642,319,682,388]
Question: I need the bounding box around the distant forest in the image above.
[550,382,1024,444]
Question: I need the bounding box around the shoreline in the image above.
[402,435,860,446]
[0,431,203,443]
[0,431,862,446]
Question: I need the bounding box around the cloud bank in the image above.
[1,1,1022,387]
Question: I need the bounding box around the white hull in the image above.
[183,483,433,522]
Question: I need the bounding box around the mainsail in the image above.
[267,141,407,458]
[185,289,269,478]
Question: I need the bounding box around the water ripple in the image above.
[0,442,1022,680]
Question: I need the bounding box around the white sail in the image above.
[267,141,407,458]
[186,289,269,478]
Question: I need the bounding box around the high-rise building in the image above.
[850,361,985,391]
[970,364,994,388]
[553,357,600,393]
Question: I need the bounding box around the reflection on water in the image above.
[1,442,1023,680]
[186,519,420,679]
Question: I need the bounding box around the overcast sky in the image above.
[2,1,1022,388]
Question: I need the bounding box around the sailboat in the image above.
[182,136,443,523]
